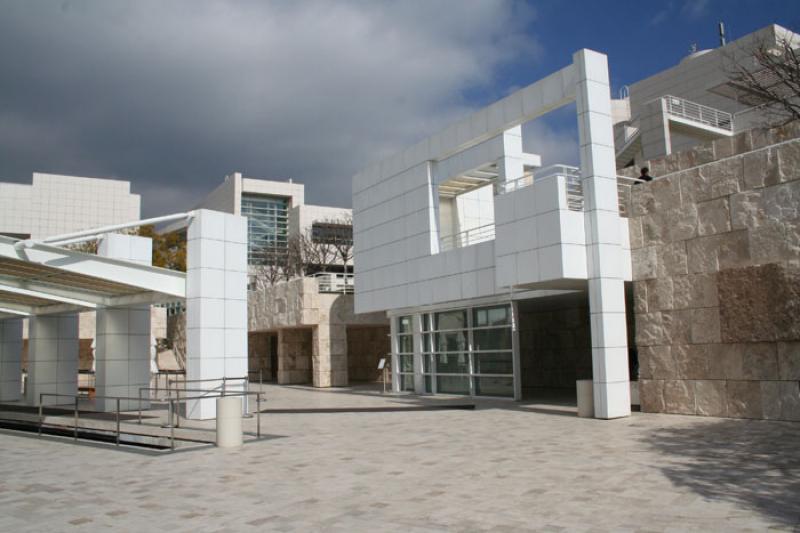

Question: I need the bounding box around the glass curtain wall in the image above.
[420,304,514,397]
[395,315,415,391]
[241,194,289,264]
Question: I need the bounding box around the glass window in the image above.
[434,309,467,330]
[437,375,470,395]
[435,331,467,352]
[436,353,470,374]
[397,315,412,335]
[473,305,511,327]
[399,374,415,391]
[473,377,513,397]
[473,352,513,375]
[396,354,413,373]
[397,335,414,354]
[473,328,512,351]
[242,194,289,264]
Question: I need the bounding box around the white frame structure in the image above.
[354,49,631,419]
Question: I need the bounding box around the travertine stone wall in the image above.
[249,277,388,387]
[277,328,312,384]
[248,332,273,380]
[628,121,800,420]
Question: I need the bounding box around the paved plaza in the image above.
[0,384,799,532]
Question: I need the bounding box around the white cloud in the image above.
[0,0,542,215]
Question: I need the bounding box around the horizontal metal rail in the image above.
[663,95,733,131]
[38,389,263,451]
[439,223,495,252]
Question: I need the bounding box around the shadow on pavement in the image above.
[644,418,800,528]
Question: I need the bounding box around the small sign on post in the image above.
[378,358,387,393]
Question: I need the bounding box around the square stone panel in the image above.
[718,263,800,343]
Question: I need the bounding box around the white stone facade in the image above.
[0,173,140,239]
[353,49,632,418]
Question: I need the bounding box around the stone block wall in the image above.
[249,277,388,388]
[628,121,800,420]
[277,328,312,384]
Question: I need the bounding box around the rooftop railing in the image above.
[663,95,733,132]
[313,272,354,294]
[498,164,584,211]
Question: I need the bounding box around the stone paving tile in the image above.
[0,384,798,532]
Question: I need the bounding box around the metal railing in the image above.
[166,376,252,418]
[37,387,263,451]
[497,165,583,211]
[313,272,354,294]
[439,223,496,252]
[663,95,733,131]
[616,175,647,217]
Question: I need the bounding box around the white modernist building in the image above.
[614,24,798,167]
[353,49,633,419]
[195,172,352,267]
[0,172,140,240]
[0,209,248,419]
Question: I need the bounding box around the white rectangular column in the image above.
[95,234,154,412]
[0,319,23,401]
[574,49,631,419]
[26,314,78,406]
[185,209,248,419]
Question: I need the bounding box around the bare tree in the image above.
[725,32,800,125]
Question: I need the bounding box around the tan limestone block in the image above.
[655,241,689,278]
[694,380,728,417]
[759,381,800,421]
[629,217,644,249]
[696,198,732,236]
[729,190,764,230]
[690,308,721,344]
[645,278,673,311]
[777,341,800,380]
[639,379,665,412]
[663,379,696,414]
[632,280,648,314]
[673,344,710,379]
[635,312,664,346]
[713,137,734,160]
[740,343,779,380]
[632,246,658,280]
[727,380,763,419]
[639,345,676,379]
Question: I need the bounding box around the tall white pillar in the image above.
[26,314,78,406]
[185,209,248,419]
[95,233,153,411]
[0,319,23,401]
[574,49,631,419]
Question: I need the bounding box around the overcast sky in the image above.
[1,1,797,216]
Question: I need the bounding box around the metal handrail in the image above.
[312,272,354,294]
[439,223,495,252]
[39,389,263,451]
[663,95,733,131]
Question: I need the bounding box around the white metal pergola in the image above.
[0,235,185,318]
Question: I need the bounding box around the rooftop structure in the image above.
[614,24,800,167]
[0,172,140,240]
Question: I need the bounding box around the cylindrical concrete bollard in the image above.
[576,380,594,418]
[216,396,243,448]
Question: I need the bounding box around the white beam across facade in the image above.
[0,283,97,309]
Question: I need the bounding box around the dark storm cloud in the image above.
[0,0,540,216]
